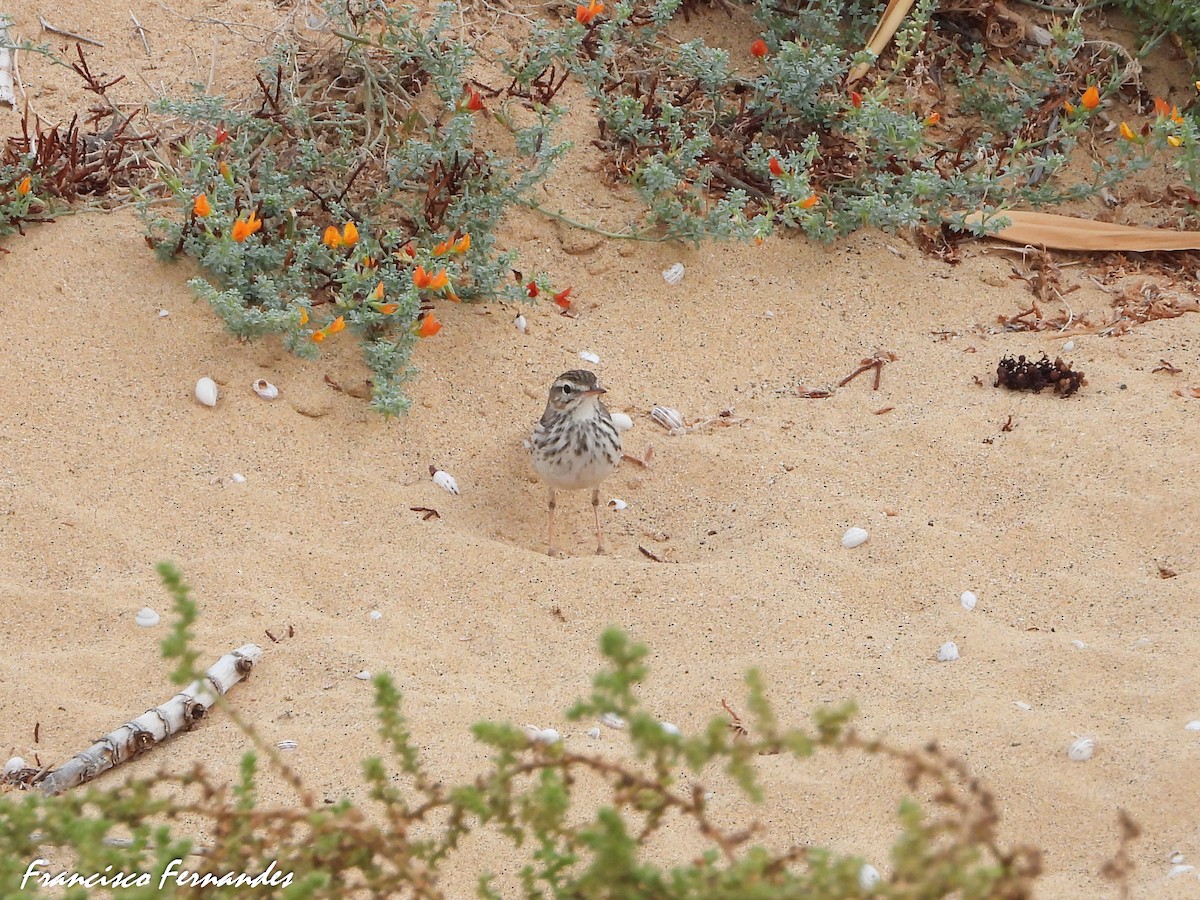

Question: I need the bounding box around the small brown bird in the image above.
[530,370,622,556]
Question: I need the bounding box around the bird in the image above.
[530,370,622,556]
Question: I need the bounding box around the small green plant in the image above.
[0,564,1045,898]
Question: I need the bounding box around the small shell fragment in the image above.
[608,498,627,510]
[662,263,685,285]
[858,865,881,890]
[531,728,561,745]
[1072,639,1088,650]
[195,376,219,407]
[842,527,869,549]
[135,607,161,628]
[660,721,681,737]
[355,670,372,681]
[1185,720,1200,732]
[1068,737,1095,761]
[651,406,686,433]
[580,350,600,365]
[158,309,170,318]
[960,591,978,611]
[586,727,601,739]
[514,314,527,334]
[276,740,298,751]
[369,610,383,622]
[600,712,626,730]
[936,641,960,662]
[1063,340,1076,352]
[3,757,27,777]
[431,467,460,495]
[252,378,279,400]
[610,412,633,432]
[230,473,246,484]
[1170,852,1186,865]
[1168,865,1195,879]
[1013,701,1032,711]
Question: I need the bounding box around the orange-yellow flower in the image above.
[576,0,604,23]
[849,91,863,109]
[526,281,539,298]
[1119,121,1136,140]
[16,175,31,195]
[924,112,941,126]
[798,194,819,209]
[363,255,377,269]
[378,303,399,314]
[1168,135,1183,147]
[299,306,309,325]
[453,233,471,253]
[553,286,573,309]
[460,88,485,112]
[214,125,230,146]
[231,211,262,242]
[323,225,342,248]
[1081,86,1100,110]
[1171,107,1184,125]
[1153,97,1171,117]
[311,330,326,343]
[341,222,359,246]
[414,266,432,289]
[428,269,449,290]
[750,38,768,58]
[433,236,453,255]
[219,161,230,180]
[417,314,442,338]
[768,156,784,176]
[326,315,346,335]
[193,193,212,217]
[399,242,416,258]
[373,281,385,300]
[1063,101,1075,114]
[446,289,462,303]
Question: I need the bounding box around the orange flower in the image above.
[231,211,262,242]
[398,242,416,258]
[768,156,784,176]
[750,38,768,58]
[1154,97,1171,117]
[1168,135,1183,147]
[378,303,399,314]
[1171,107,1184,125]
[849,91,863,109]
[363,255,377,269]
[1063,101,1075,114]
[341,222,359,246]
[373,281,385,300]
[214,125,230,145]
[193,193,212,217]
[433,236,453,255]
[553,286,573,309]
[453,234,471,253]
[460,87,485,112]
[428,269,449,291]
[298,306,309,326]
[1119,121,1136,140]
[323,225,342,248]
[414,266,432,289]
[924,112,940,126]
[446,289,462,303]
[417,314,442,338]
[219,161,230,180]
[1081,86,1100,110]
[311,330,326,343]
[526,281,539,298]
[575,0,604,23]
[326,315,346,335]
[16,175,31,196]
[798,194,819,209]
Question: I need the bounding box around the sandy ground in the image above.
[3,1,1200,896]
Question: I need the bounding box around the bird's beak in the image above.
[583,386,606,397]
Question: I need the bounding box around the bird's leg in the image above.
[546,487,559,557]
[592,488,606,555]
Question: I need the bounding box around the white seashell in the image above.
[1063,340,1075,352]
[370,610,383,622]
[960,591,977,611]
[610,412,633,432]
[651,406,686,433]
[135,607,161,627]
[842,527,869,549]
[195,377,219,407]
[858,864,880,890]
[1168,865,1195,878]
[586,727,601,739]
[2,757,27,777]
[158,309,170,318]
[514,314,527,334]
[579,350,601,365]
[936,641,960,662]
[1072,639,1087,650]
[662,263,685,285]
[252,378,279,400]
[1013,701,1032,711]
[355,670,372,680]
[533,728,561,745]
[432,469,460,495]
[608,498,627,511]
[230,473,246,484]
[660,721,681,737]
[599,712,626,730]
[1068,737,1094,761]
[1185,720,1200,732]
[1170,852,1185,864]
[276,740,298,751]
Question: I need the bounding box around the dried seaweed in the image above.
[994,354,1085,397]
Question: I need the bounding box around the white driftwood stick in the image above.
[0,20,15,108]
[35,644,263,796]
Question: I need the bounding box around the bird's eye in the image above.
[561,384,573,395]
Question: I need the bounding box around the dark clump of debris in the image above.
[995,354,1086,397]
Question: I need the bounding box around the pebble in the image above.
[662,263,685,285]
[858,864,880,890]
[1013,701,1032,711]
[369,610,383,622]
[252,379,279,400]
[936,641,959,662]
[660,721,681,737]
[1185,720,1200,732]
[600,712,626,730]
[1072,639,1087,650]
[195,377,219,407]
[135,607,161,627]
[514,314,527,334]
[579,350,601,365]
[586,727,601,739]
[610,412,633,432]
[1168,865,1195,879]
[608,498,628,510]
[158,309,170,318]
[1170,852,1186,864]
[230,473,246,484]
[2,757,26,777]
[961,590,977,611]
[355,670,371,680]
[841,526,869,549]
[531,728,561,745]
[1063,340,1075,352]
[431,468,460,495]
[1068,737,1095,761]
